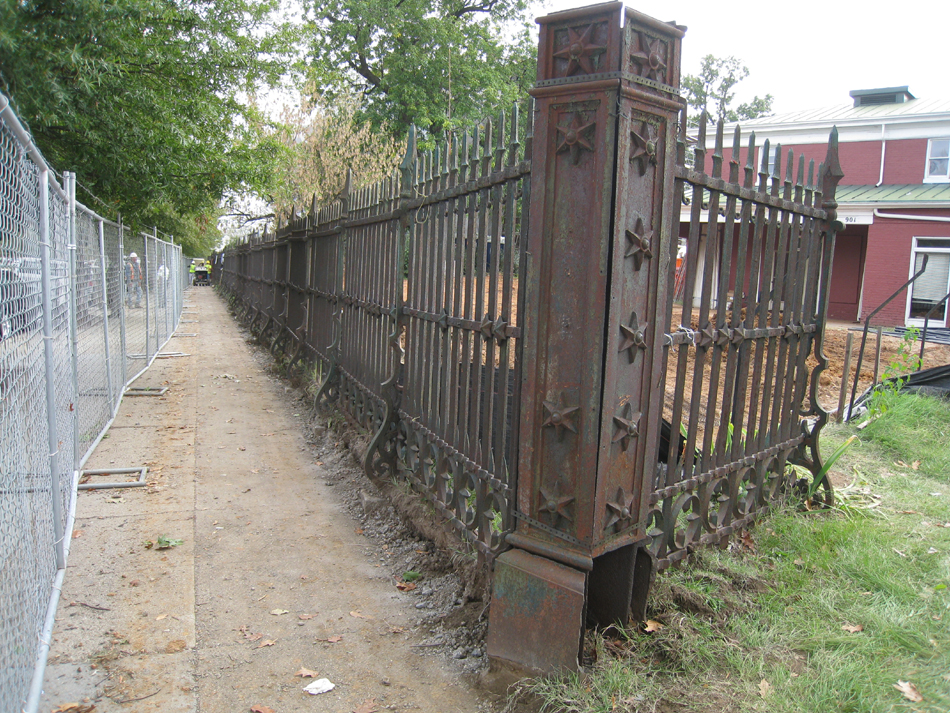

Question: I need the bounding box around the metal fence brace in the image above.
[123,386,169,396]
[78,466,148,490]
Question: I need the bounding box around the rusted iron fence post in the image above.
[486,2,685,674]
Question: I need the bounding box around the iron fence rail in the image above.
[0,94,185,713]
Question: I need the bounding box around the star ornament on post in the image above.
[629,32,667,82]
[604,485,636,531]
[541,394,580,440]
[625,214,654,271]
[618,310,649,361]
[611,403,642,451]
[630,121,658,176]
[556,113,596,165]
[553,24,607,76]
[538,479,575,525]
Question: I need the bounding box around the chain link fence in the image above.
[0,93,186,712]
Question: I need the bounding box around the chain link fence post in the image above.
[39,168,66,571]
[98,218,114,407]
[65,173,80,470]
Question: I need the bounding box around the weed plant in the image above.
[527,393,950,713]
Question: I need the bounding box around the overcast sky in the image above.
[538,0,948,114]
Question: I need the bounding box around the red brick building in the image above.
[683,87,950,327]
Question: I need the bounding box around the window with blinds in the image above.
[909,239,950,320]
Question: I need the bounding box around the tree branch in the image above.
[452,0,500,18]
[346,51,382,88]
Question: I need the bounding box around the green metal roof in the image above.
[836,184,950,204]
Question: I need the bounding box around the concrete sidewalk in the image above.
[40,288,483,713]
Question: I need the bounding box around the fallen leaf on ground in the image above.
[354,698,379,713]
[52,704,96,713]
[350,610,373,619]
[298,614,315,620]
[759,679,772,697]
[390,626,406,634]
[270,609,289,616]
[72,530,84,539]
[156,614,167,621]
[911,460,921,470]
[793,558,804,566]
[295,667,319,678]
[396,582,416,592]
[250,706,274,713]
[927,547,939,554]
[893,680,923,702]
[841,624,864,633]
[319,635,343,643]
[897,460,909,468]
[255,639,276,649]
[643,620,664,633]
[898,510,919,515]
[739,530,756,551]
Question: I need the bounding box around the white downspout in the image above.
[876,123,886,187]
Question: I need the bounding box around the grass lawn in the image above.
[526,393,950,713]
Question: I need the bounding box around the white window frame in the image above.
[905,237,950,326]
[923,138,950,183]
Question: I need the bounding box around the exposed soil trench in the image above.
[40,288,495,713]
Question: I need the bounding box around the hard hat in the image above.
[129,252,137,259]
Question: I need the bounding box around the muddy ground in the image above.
[816,324,950,413]
[40,288,502,713]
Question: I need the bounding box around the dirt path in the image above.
[40,288,485,713]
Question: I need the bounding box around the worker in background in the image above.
[125,252,142,308]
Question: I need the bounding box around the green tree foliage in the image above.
[304,0,536,138]
[682,54,773,127]
[0,0,291,255]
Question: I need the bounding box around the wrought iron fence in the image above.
[0,94,185,713]
[219,103,842,575]
[219,103,532,560]
[644,114,842,570]
[219,1,843,673]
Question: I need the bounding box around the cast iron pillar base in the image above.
[485,549,587,674]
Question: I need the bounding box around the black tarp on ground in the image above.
[849,363,950,419]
